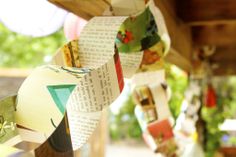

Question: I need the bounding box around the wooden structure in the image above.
[176,0,236,75]
[220,147,236,157]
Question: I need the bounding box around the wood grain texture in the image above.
[176,0,236,25]
[209,46,236,75]
[192,24,236,46]
[220,147,236,157]
[165,48,192,72]
[48,0,110,20]
[154,0,192,71]
[210,46,236,62]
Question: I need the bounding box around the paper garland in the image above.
[0,0,171,155]
[131,71,177,156]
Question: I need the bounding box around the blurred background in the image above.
[1,0,236,156]
[1,21,236,156]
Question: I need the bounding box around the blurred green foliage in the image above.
[202,107,226,157]
[202,77,236,157]
[228,137,236,146]
[109,95,142,141]
[166,65,188,120]
[0,23,66,68]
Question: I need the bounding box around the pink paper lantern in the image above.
[64,13,87,40]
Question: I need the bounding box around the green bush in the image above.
[0,23,66,68]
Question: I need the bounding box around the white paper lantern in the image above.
[0,0,67,37]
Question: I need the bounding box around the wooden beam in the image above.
[48,0,110,20]
[157,0,176,18]
[154,0,192,71]
[211,60,236,76]
[220,147,236,157]
[208,46,236,75]
[190,46,236,76]
[165,48,192,72]
[177,0,236,25]
[192,24,236,46]
[210,46,236,62]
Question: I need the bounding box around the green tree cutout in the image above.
[0,23,66,68]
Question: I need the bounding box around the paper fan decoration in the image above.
[0,0,67,37]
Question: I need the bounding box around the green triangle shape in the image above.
[47,84,76,114]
